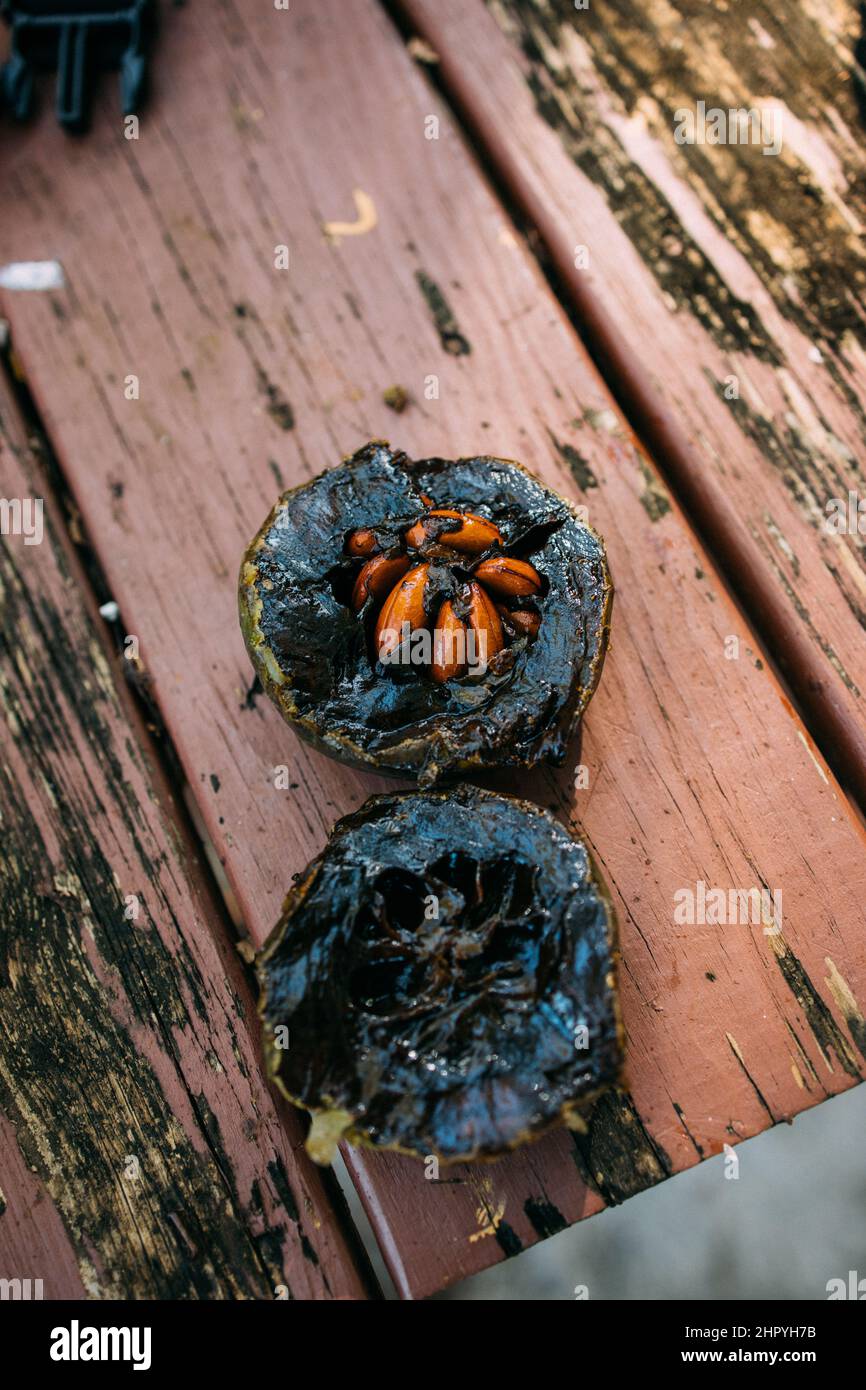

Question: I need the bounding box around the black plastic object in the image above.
[0,1,153,132]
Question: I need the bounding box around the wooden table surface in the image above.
[1,0,864,1300]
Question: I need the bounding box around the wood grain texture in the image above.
[400,0,866,803]
[1,0,865,1298]
[0,374,371,1300]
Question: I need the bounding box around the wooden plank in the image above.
[1,0,865,1298]
[400,0,866,804]
[0,373,371,1300]
[0,1111,87,1299]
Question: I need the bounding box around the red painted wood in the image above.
[1,0,864,1298]
[0,372,371,1300]
[401,0,866,805]
[0,1112,87,1301]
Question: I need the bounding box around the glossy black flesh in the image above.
[258,788,623,1160]
[240,442,611,784]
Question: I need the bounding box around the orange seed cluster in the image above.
[346,507,542,683]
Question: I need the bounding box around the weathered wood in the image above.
[400,0,866,804]
[1,0,865,1298]
[0,1110,87,1299]
[0,374,371,1300]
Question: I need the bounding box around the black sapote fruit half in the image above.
[239,441,612,785]
[257,786,624,1164]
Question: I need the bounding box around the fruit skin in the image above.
[239,440,613,786]
[431,600,468,683]
[474,554,542,599]
[257,786,625,1165]
[405,508,503,553]
[374,562,430,660]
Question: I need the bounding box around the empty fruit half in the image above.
[257,786,625,1164]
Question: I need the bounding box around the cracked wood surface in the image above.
[0,374,371,1300]
[1,0,865,1298]
[401,0,866,803]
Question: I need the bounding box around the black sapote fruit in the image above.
[239,441,612,785]
[257,786,624,1164]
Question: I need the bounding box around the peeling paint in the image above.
[768,936,861,1078]
[415,270,471,355]
[824,956,866,1061]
